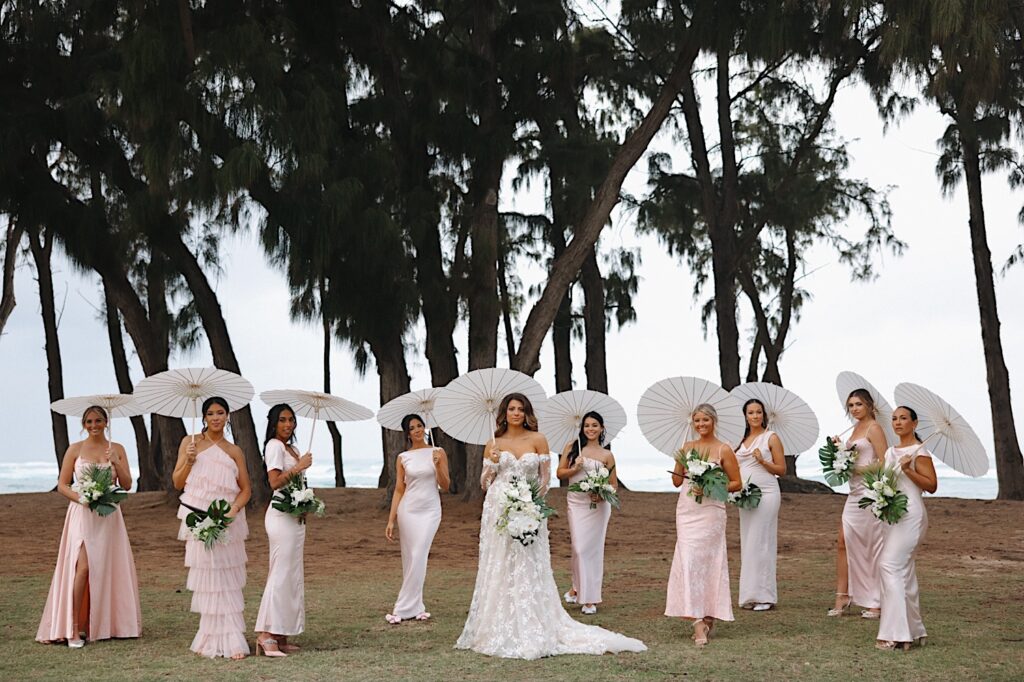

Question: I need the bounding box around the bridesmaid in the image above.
[877,406,937,650]
[666,403,742,647]
[829,388,887,619]
[384,414,449,623]
[734,398,785,611]
[37,406,142,647]
[556,411,618,615]
[255,404,312,656]
[173,396,251,660]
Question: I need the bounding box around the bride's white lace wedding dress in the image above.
[455,451,646,660]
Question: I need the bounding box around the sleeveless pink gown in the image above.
[735,431,781,607]
[37,458,142,643]
[665,450,734,621]
[566,455,613,605]
[177,443,249,658]
[391,448,442,619]
[842,436,884,609]
[255,439,306,635]
[878,446,930,643]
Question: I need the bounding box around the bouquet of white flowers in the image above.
[71,464,128,517]
[818,437,858,486]
[271,474,326,523]
[185,499,234,549]
[674,449,729,504]
[728,479,762,509]
[857,464,909,524]
[496,476,557,546]
[567,464,620,509]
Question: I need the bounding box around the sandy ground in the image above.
[3,485,1022,598]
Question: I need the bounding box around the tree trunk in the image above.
[103,282,155,489]
[27,228,69,468]
[961,129,1024,500]
[155,230,271,506]
[372,335,412,505]
[580,248,608,393]
[513,41,700,376]
[320,305,345,487]
[467,159,503,372]
[497,231,517,363]
[0,219,24,338]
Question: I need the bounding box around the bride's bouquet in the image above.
[496,476,556,546]
[567,464,620,509]
[728,479,762,509]
[271,474,326,523]
[857,464,909,524]
[186,499,234,549]
[71,464,128,517]
[818,437,858,486]
[675,449,729,504]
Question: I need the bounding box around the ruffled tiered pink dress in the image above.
[842,436,884,609]
[877,446,931,644]
[37,458,142,643]
[255,440,306,636]
[665,450,734,622]
[735,431,781,607]
[177,443,249,658]
[391,448,442,619]
[566,456,613,605]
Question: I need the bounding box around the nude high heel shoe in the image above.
[256,636,288,657]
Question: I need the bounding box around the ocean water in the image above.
[2,458,998,499]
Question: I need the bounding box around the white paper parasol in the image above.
[433,368,547,446]
[835,371,896,444]
[730,382,820,454]
[50,393,144,444]
[260,389,374,453]
[893,382,989,477]
[376,388,444,445]
[538,390,627,455]
[637,376,744,455]
[135,367,254,442]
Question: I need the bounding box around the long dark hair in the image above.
[845,388,878,418]
[893,405,923,443]
[494,392,539,437]
[568,411,607,467]
[201,396,231,433]
[264,403,297,452]
[401,413,430,446]
[739,398,768,447]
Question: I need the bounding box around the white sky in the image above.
[2,82,1022,495]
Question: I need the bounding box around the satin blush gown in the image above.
[391,448,442,619]
[255,439,306,636]
[177,443,249,658]
[877,446,930,643]
[735,431,781,607]
[842,436,884,609]
[455,452,646,659]
[566,455,613,605]
[37,458,142,643]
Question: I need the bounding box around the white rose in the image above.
[872,481,884,491]
[598,467,610,478]
[579,481,592,492]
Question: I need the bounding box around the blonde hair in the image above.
[691,403,718,427]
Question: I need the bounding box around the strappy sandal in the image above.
[875,640,910,651]
[414,612,431,621]
[827,593,852,617]
[861,609,881,620]
[692,620,709,647]
[385,614,402,624]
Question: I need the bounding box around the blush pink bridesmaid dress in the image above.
[566,456,613,606]
[877,446,931,644]
[255,439,306,637]
[37,458,142,643]
[665,450,734,622]
[177,443,249,658]
[390,448,442,619]
[735,431,781,608]
[842,436,884,610]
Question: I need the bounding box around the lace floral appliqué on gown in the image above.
[455,452,646,660]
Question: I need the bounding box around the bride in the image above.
[455,393,646,660]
